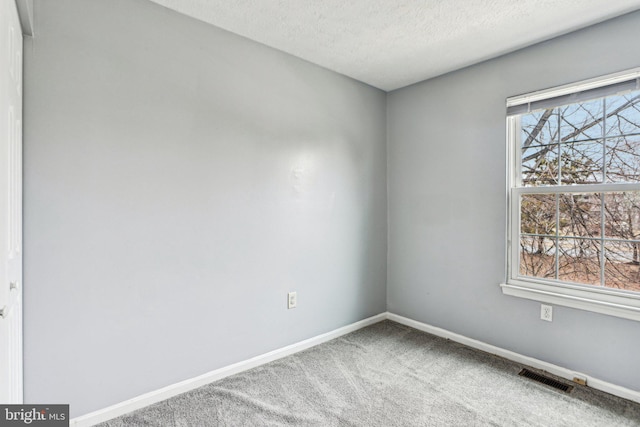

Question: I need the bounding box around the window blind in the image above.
[507,77,640,116]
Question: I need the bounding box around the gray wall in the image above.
[387,11,640,392]
[25,0,640,418]
[24,0,387,416]
[15,0,34,36]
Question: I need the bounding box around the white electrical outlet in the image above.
[541,304,553,322]
[288,291,297,309]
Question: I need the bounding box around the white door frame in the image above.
[0,0,24,403]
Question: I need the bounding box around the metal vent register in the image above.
[518,369,574,393]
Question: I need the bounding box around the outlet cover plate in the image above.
[288,292,297,309]
[541,304,553,322]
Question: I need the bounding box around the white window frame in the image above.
[501,68,640,322]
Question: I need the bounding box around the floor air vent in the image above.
[518,369,574,393]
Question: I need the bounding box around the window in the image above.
[502,69,640,321]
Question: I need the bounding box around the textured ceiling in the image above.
[148,0,640,91]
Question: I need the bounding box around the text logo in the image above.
[1,405,68,426]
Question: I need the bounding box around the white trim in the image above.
[386,312,640,404]
[506,116,519,280]
[70,313,386,427]
[71,312,640,426]
[505,68,640,321]
[0,0,24,404]
[501,282,640,322]
[506,67,640,107]
[515,182,640,194]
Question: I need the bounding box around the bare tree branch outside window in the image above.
[519,91,640,292]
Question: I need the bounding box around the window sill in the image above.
[500,279,640,322]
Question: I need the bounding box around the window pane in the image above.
[521,109,558,147]
[521,194,556,235]
[519,236,555,279]
[557,238,601,285]
[605,92,640,138]
[606,135,640,183]
[513,82,640,296]
[559,100,604,143]
[560,141,603,184]
[521,109,559,187]
[604,241,640,292]
[559,193,601,238]
[604,192,640,240]
[522,145,558,186]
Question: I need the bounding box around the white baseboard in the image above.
[386,312,640,404]
[70,313,387,427]
[72,311,640,426]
